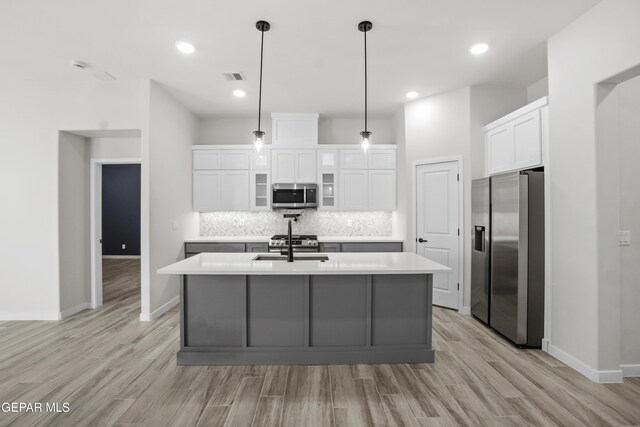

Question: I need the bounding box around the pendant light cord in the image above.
[364,28,368,133]
[258,29,265,132]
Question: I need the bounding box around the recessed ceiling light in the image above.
[176,41,195,54]
[233,89,246,98]
[470,43,489,55]
[406,91,419,99]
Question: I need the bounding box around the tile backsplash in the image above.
[200,211,392,237]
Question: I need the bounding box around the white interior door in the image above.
[416,161,460,309]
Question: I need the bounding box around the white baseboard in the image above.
[0,312,60,321]
[548,343,623,383]
[541,338,550,353]
[59,302,92,320]
[621,364,640,377]
[103,255,141,259]
[140,295,179,321]
[459,306,471,315]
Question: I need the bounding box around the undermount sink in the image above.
[253,254,330,262]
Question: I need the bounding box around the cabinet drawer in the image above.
[319,243,341,252]
[184,242,246,254]
[246,243,269,253]
[341,242,403,253]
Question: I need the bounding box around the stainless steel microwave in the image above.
[272,183,317,209]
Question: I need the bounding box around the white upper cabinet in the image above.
[220,171,250,211]
[271,150,295,182]
[271,113,319,147]
[250,150,271,170]
[250,171,270,211]
[295,150,317,182]
[368,170,396,210]
[339,170,369,211]
[193,143,397,212]
[486,124,514,175]
[193,171,221,211]
[193,150,220,170]
[193,170,249,212]
[485,97,547,176]
[368,149,396,169]
[317,149,338,170]
[513,109,542,169]
[340,150,368,169]
[272,149,317,183]
[193,149,248,170]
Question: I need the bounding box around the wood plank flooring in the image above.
[1,260,639,426]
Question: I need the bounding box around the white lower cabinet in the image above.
[339,170,369,211]
[193,170,249,212]
[368,170,396,210]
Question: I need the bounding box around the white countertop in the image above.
[185,236,404,243]
[157,252,448,276]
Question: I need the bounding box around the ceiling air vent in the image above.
[223,72,245,81]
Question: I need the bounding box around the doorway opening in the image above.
[58,129,142,319]
[99,164,141,305]
[412,157,464,311]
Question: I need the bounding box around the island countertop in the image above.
[157,252,449,276]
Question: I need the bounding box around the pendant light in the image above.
[358,21,373,152]
[253,20,270,152]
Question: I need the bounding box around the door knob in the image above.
[418,238,427,243]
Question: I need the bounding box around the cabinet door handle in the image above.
[418,238,427,243]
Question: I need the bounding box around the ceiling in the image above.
[1,0,599,117]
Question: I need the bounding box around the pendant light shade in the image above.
[253,20,270,152]
[358,21,373,152]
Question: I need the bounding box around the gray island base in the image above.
[157,252,449,366]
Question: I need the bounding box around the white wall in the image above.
[197,117,271,145]
[58,132,91,316]
[196,116,394,145]
[402,86,526,310]
[318,117,394,145]
[90,137,141,158]
[547,0,640,377]
[403,87,471,309]
[527,77,549,103]
[616,75,640,368]
[470,85,528,179]
[144,82,199,320]
[0,79,148,320]
[392,108,407,242]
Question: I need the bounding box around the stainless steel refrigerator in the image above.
[471,170,545,347]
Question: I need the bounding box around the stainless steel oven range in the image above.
[268,234,319,253]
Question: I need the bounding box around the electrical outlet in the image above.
[172,221,178,231]
[347,219,353,227]
[619,230,631,246]
[122,244,126,250]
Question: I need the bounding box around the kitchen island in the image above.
[158,252,449,365]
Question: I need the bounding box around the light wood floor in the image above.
[1,262,639,426]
